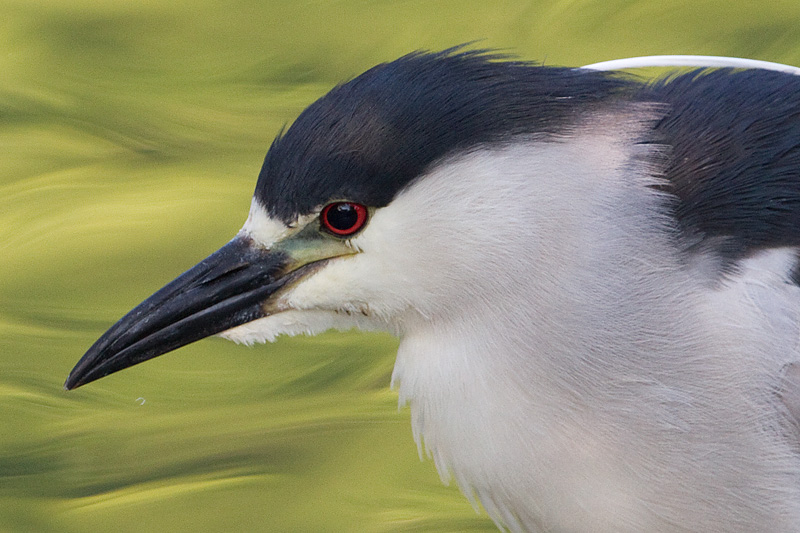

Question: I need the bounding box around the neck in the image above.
[386,128,730,530]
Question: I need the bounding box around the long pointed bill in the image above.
[65,235,322,390]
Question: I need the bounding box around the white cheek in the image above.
[223,198,408,344]
[282,253,410,322]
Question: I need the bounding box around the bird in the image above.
[66,49,800,532]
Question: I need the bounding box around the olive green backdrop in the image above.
[3,1,800,531]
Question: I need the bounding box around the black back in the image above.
[644,69,800,260]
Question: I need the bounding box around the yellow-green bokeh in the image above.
[4,1,800,531]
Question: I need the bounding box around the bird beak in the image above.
[65,226,345,390]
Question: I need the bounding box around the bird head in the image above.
[65,50,634,390]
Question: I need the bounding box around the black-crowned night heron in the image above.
[66,50,800,531]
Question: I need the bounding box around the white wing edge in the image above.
[581,55,800,76]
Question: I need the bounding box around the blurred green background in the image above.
[3,1,800,531]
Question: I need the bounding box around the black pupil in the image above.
[327,203,358,231]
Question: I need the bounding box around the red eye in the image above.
[320,202,368,236]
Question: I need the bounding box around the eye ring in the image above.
[320,202,368,236]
